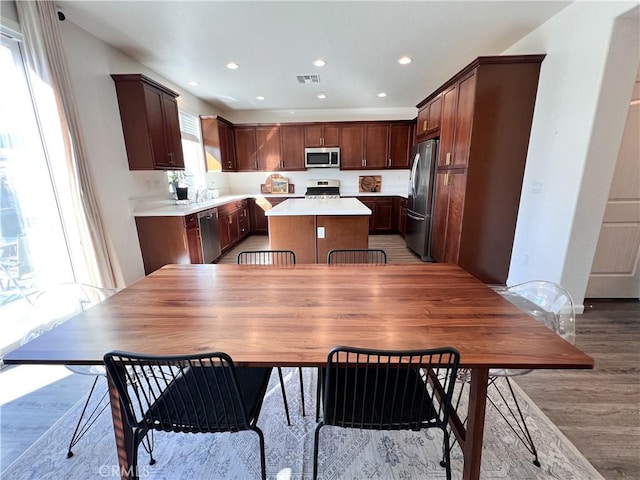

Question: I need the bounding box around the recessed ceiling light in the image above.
[397,56,412,65]
[188,81,200,86]
[313,59,327,67]
[377,92,387,98]
[317,93,327,99]
[256,96,265,100]
[226,62,240,70]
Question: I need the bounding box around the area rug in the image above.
[1,368,603,479]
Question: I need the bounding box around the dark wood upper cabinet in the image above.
[305,124,340,147]
[112,74,184,170]
[416,94,443,139]
[234,127,258,171]
[388,123,412,168]
[200,116,236,171]
[339,124,365,169]
[280,125,305,170]
[363,123,390,169]
[255,126,282,171]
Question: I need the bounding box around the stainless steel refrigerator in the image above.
[405,139,438,261]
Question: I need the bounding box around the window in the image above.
[0,32,75,357]
[167,111,206,195]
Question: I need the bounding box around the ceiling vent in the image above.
[296,74,321,84]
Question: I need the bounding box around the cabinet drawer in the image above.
[184,214,198,228]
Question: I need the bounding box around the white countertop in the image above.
[265,198,372,216]
[133,192,404,217]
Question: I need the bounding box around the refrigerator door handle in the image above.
[407,211,425,221]
[410,152,420,199]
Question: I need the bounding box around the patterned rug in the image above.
[1,368,603,479]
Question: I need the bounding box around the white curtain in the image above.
[15,1,123,288]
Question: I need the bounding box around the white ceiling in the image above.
[57,1,571,114]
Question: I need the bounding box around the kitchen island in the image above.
[266,198,371,263]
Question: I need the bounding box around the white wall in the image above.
[58,20,222,285]
[228,107,416,124]
[503,2,639,310]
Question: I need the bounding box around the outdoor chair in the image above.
[313,346,460,480]
[18,283,130,459]
[103,351,271,480]
[447,280,575,468]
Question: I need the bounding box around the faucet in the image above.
[196,187,215,203]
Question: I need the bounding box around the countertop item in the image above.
[265,198,372,216]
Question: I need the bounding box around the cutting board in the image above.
[359,175,381,192]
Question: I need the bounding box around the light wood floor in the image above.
[1,234,638,479]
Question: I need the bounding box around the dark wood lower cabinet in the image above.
[397,197,407,237]
[135,214,202,275]
[250,197,289,234]
[218,199,250,253]
[430,170,467,264]
[357,197,396,233]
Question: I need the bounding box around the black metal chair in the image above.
[104,351,271,480]
[237,249,304,424]
[237,249,296,265]
[313,346,460,480]
[326,248,387,264]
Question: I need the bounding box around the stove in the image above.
[305,179,341,199]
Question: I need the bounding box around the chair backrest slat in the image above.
[104,351,252,434]
[323,346,459,431]
[237,250,296,265]
[327,249,387,265]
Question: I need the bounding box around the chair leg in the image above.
[67,376,110,458]
[298,367,306,417]
[250,427,267,480]
[315,368,324,422]
[277,367,292,426]
[441,427,453,480]
[488,377,540,467]
[313,422,325,480]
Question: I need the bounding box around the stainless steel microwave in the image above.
[305,147,340,168]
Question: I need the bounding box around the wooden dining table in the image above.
[3,263,594,480]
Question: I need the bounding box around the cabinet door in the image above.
[161,93,185,169]
[304,125,323,147]
[416,106,429,139]
[389,123,411,168]
[398,198,408,237]
[451,72,476,168]
[430,170,467,263]
[256,126,282,171]
[251,197,288,234]
[229,210,241,245]
[372,198,394,232]
[364,124,389,169]
[437,86,458,168]
[238,201,250,238]
[201,116,222,171]
[218,213,231,251]
[142,84,171,168]
[340,124,365,169]
[427,95,442,133]
[220,121,236,171]
[186,224,203,264]
[322,125,340,146]
[280,125,305,170]
[235,127,258,171]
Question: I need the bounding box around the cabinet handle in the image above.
[388,158,392,167]
[168,152,174,164]
[444,173,450,186]
[445,152,452,165]
[423,120,428,132]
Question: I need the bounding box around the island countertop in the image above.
[265,198,372,216]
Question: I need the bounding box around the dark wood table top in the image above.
[4,263,594,370]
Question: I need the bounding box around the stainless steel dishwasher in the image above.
[197,208,221,263]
